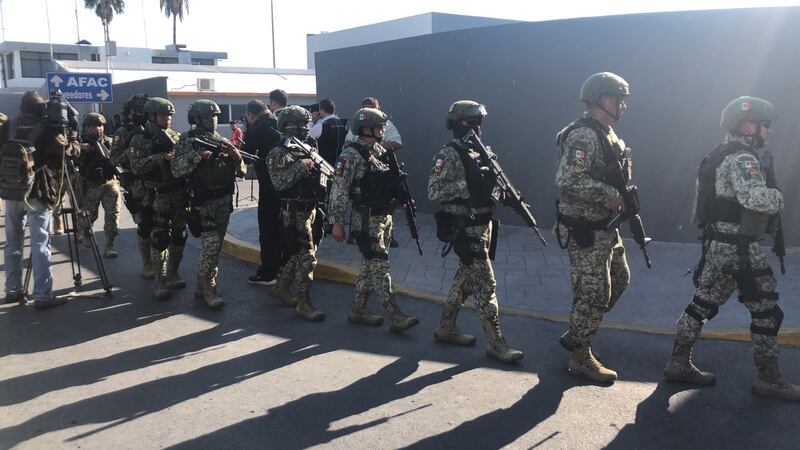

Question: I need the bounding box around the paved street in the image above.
[2,202,800,449]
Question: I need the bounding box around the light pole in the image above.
[270,0,276,68]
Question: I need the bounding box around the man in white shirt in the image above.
[344,97,402,151]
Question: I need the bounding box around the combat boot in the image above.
[80,233,93,248]
[202,281,225,309]
[194,281,205,300]
[104,236,117,258]
[348,292,383,326]
[386,302,420,333]
[664,352,716,385]
[269,279,298,307]
[752,357,800,401]
[568,343,617,383]
[435,302,476,346]
[480,314,523,363]
[154,271,171,301]
[295,291,325,322]
[52,213,64,235]
[139,239,155,279]
[165,245,186,289]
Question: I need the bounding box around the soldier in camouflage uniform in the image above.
[129,97,185,300]
[76,113,121,258]
[554,73,633,383]
[110,94,153,276]
[329,108,419,333]
[172,100,245,309]
[664,96,800,401]
[266,106,326,321]
[428,100,523,363]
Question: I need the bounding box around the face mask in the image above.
[198,115,218,133]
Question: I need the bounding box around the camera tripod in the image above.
[25,158,114,298]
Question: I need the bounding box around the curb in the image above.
[222,233,800,347]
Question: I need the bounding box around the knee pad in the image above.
[171,227,187,246]
[750,305,784,337]
[684,295,719,324]
[152,229,171,251]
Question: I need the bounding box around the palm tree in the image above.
[84,0,126,45]
[160,0,189,46]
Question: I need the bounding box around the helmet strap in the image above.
[597,102,620,123]
[360,126,383,143]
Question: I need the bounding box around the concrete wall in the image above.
[315,6,800,245]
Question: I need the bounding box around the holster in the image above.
[187,207,203,238]
[434,211,457,243]
[312,207,326,246]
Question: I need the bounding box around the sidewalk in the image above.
[225,181,800,344]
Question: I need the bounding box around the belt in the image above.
[557,213,611,231]
[353,203,393,216]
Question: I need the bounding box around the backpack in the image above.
[0,138,35,201]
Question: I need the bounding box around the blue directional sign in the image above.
[45,72,113,104]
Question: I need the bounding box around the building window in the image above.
[191,58,214,66]
[152,56,179,64]
[20,51,55,78]
[231,104,247,123]
[6,53,14,79]
[90,53,100,62]
[53,52,78,61]
[216,104,231,125]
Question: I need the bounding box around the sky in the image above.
[0,0,798,69]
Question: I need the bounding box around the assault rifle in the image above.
[191,135,262,163]
[384,148,423,255]
[761,149,786,274]
[88,136,122,178]
[463,130,547,246]
[593,149,652,268]
[285,135,334,177]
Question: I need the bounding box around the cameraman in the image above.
[3,91,80,308]
[243,99,283,286]
[77,113,121,258]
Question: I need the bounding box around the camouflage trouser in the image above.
[446,221,500,320]
[277,203,317,296]
[125,178,149,224]
[352,209,394,308]
[77,179,120,240]
[563,225,630,345]
[673,238,780,359]
[196,195,233,285]
[151,190,188,273]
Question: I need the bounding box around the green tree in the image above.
[160,0,189,46]
[84,0,126,44]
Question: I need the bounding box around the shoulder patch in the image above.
[432,158,446,175]
[570,147,587,169]
[740,158,761,180]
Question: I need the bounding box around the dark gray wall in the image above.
[98,77,168,120]
[315,7,800,245]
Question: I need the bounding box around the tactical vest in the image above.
[695,141,761,228]
[188,130,236,201]
[317,117,347,165]
[350,142,398,208]
[556,117,629,185]
[79,136,116,184]
[276,145,326,201]
[447,140,494,209]
[140,126,179,185]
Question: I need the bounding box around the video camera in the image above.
[46,89,79,132]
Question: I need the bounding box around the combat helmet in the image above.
[188,99,222,125]
[276,105,311,132]
[124,94,149,117]
[446,100,487,130]
[82,112,106,126]
[580,72,630,104]
[143,97,175,115]
[720,96,776,132]
[350,107,387,135]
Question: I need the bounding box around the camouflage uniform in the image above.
[267,136,326,319]
[330,116,418,332]
[428,133,524,363]
[172,127,245,309]
[77,134,121,256]
[129,120,184,299]
[556,121,631,345]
